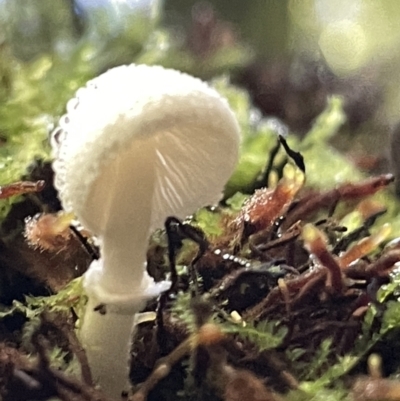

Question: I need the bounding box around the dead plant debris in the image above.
[1,154,400,401]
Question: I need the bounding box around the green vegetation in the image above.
[1,2,400,401]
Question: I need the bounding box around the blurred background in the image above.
[1,0,400,177]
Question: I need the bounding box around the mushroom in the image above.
[51,64,240,397]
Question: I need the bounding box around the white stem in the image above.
[86,137,158,294]
[80,259,169,398]
[79,138,170,397]
[79,297,142,397]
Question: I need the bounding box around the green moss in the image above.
[0,45,94,217]
[0,277,85,321]
[218,89,362,195]
[222,319,288,351]
[1,6,400,400]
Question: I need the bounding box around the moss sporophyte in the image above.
[50,64,241,397]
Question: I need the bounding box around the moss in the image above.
[1,4,400,401]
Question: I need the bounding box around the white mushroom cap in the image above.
[52,64,240,236]
[51,64,240,302]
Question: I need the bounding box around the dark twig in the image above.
[12,318,115,401]
[249,137,281,192]
[70,224,100,260]
[130,338,192,401]
[61,319,94,386]
[279,135,305,172]
[164,216,209,296]
[156,217,209,350]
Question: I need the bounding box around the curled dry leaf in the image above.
[0,180,45,199]
[24,212,74,252]
[233,164,304,235]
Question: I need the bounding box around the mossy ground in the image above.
[1,3,400,401]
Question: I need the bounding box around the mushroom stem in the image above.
[80,259,169,398]
[79,298,140,397]
[79,143,170,397]
[87,142,157,293]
